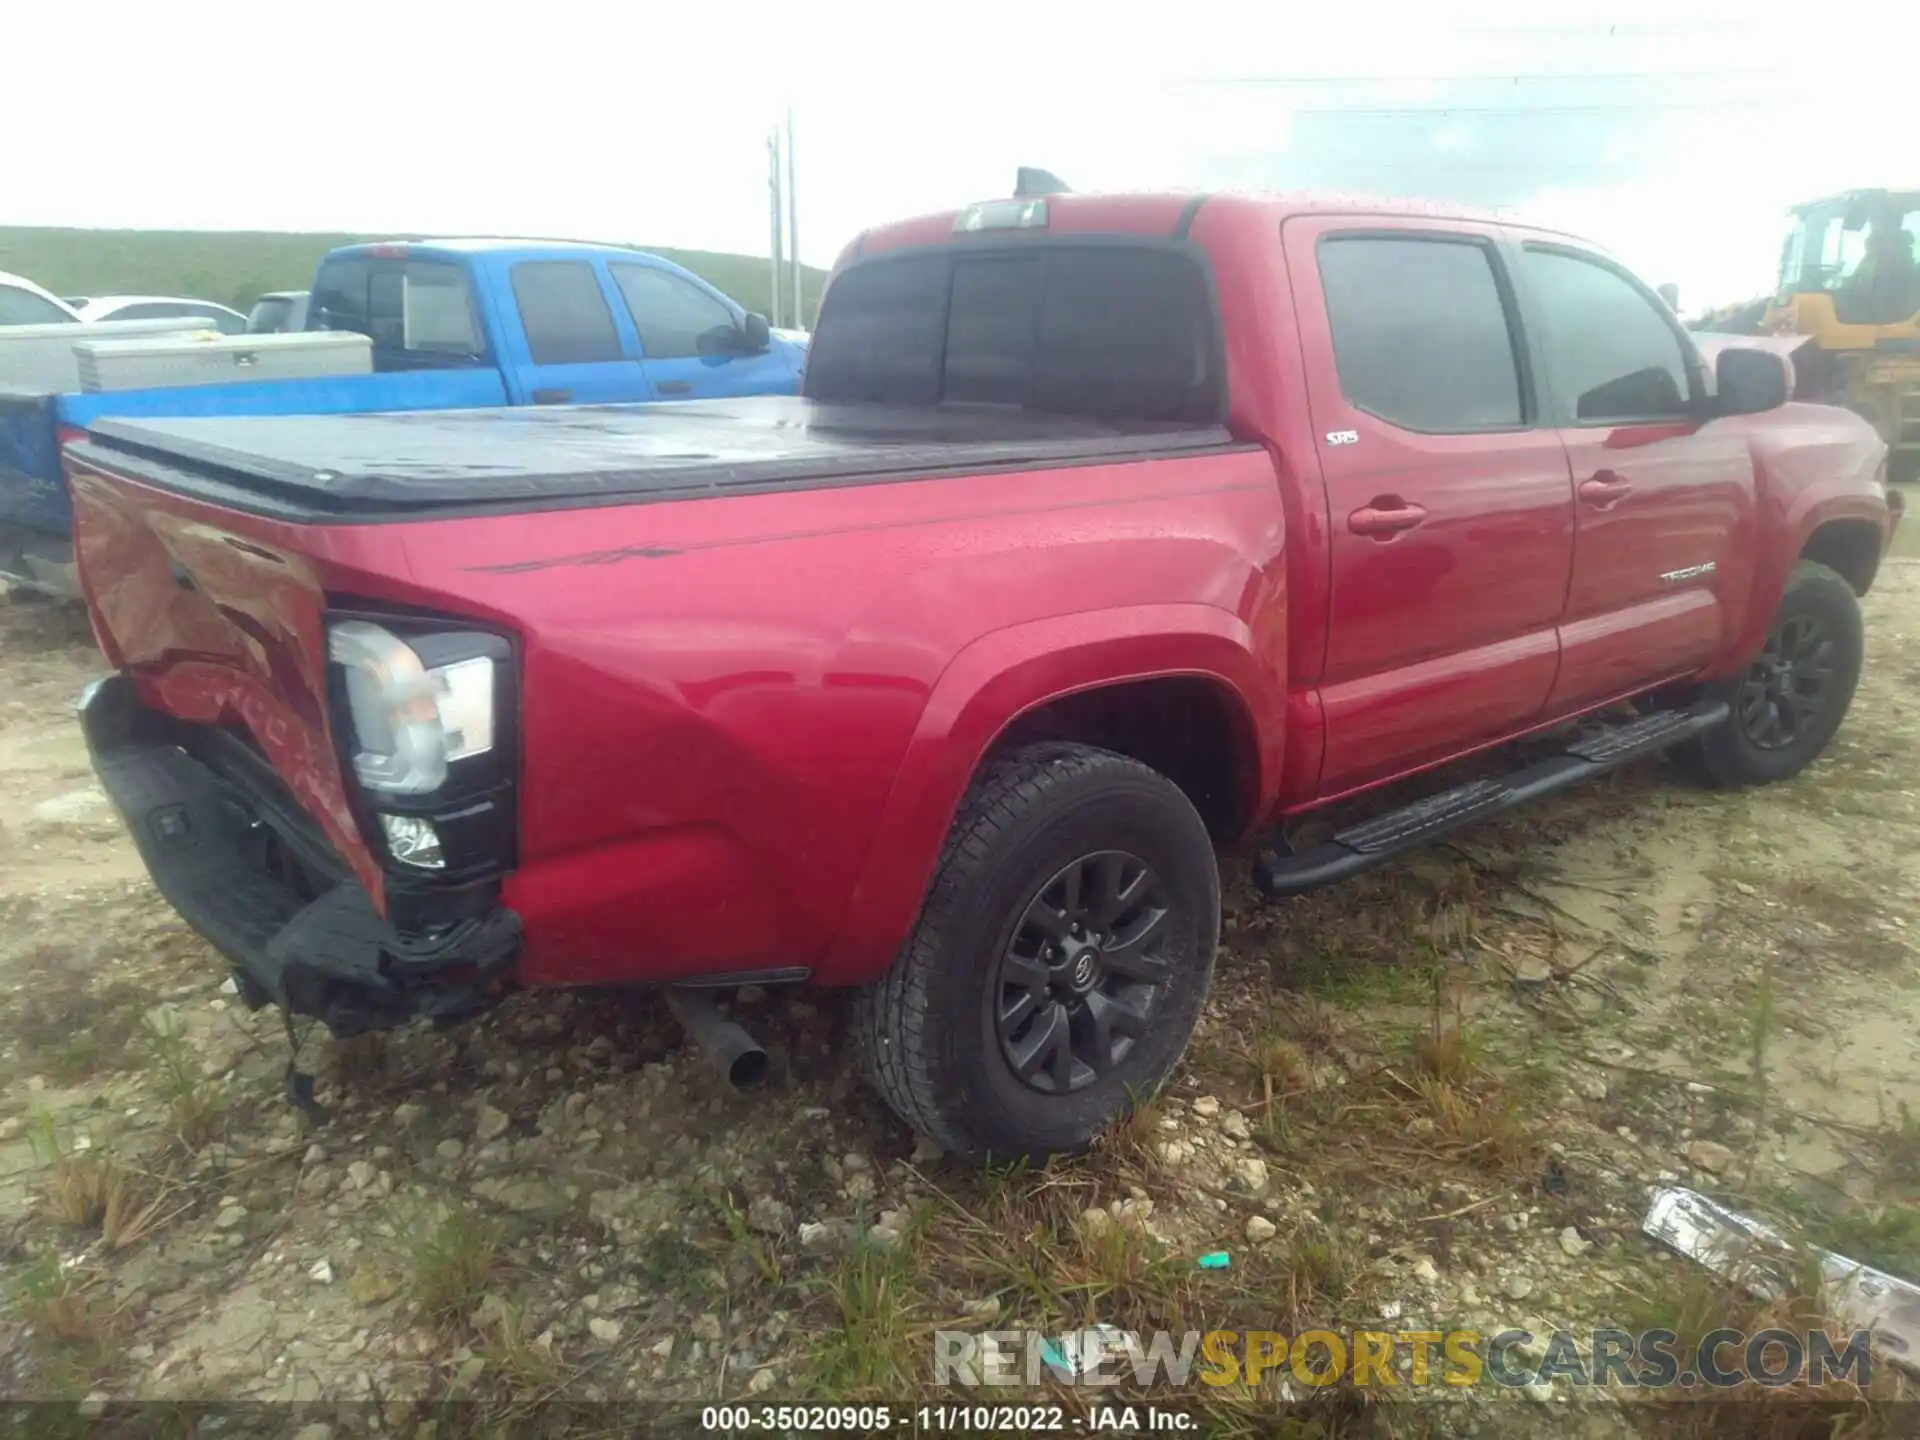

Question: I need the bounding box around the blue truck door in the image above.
[496,259,654,406]
[607,261,797,399]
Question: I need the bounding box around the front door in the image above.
[1508,240,1754,714]
[1284,219,1577,799]
[608,261,797,400]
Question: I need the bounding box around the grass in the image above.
[0,226,828,323]
[139,1009,225,1150]
[25,1113,169,1251]
[7,1254,121,1388]
[404,1203,504,1326]
[1618,1253,1902,1438]
[475,1300,572,1395]
[806,1234,923,1399]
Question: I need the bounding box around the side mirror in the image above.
[1713,346,1791,417]
[740,311,771,354]
[1656,283,1680,311]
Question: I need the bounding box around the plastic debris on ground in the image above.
[1040,1324,1133,1382]
[1641,1185,1920,1374]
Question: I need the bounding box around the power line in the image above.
[1182,98,1815,116]
[1197,68,1793,84]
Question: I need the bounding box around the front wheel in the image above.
[855,743,1220,1162]
[1672,560,1864,788]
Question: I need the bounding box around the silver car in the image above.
[70,295,248,334]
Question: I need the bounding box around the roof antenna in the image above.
[1015,167,1070,198]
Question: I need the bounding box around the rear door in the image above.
[1509,239,1752,713]
[498,260,653,407]
[607,261,793,399]
[1283,219,1576,798]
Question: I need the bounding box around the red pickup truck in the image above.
[66,189,1899,1160]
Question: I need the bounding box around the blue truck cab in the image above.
[0,238,806,594]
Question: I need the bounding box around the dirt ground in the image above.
[2,548,1917,1437]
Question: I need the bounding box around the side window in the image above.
[511,261,623,366]
[1520,247,1692,422]
[609,265,737,359]
[1317,236,1524,433]
[0,285,77,326]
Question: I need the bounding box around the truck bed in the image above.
[0,368,509,537]
[74,398,1240,520]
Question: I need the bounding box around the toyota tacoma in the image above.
[65,188,1900,1159]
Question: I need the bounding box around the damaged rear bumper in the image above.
[81,675,520,1037]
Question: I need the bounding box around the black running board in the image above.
[1252,701,1728,898]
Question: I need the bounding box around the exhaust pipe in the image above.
[664,986,770,1090]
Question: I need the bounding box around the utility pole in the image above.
[785,107,802,328]
[766,130,786,328]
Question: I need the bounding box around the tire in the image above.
[1672,560,1864,788]
[855,742,1220,1162]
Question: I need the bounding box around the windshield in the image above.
[1778,194,1920,296]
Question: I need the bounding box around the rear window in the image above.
[310,257,483,365]
[247,297,292,333]
[804,245,1221,422]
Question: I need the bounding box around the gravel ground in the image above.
[2,553,1917,1437]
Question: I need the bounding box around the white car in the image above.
[0,270,82,326]
[70,295,248,334]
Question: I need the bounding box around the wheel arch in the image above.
[1799,515,1886,596]
[1707,491,1890,680]
[814,604,1278,985]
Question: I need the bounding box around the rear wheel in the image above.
[855,743,1219,1162]
[1673,560,1863,787]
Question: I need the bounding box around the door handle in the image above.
[1579,472,1633,507]
[1347,497,1428,538]
[656,380,693,396]
[531,388,572,405]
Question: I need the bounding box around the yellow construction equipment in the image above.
[1697,188,1920,481]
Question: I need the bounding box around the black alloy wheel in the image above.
[1669,560,1864,789]
[992,850,1172,1095]
[1737,611,1838,751]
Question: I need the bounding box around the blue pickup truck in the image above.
[0,238,806,594]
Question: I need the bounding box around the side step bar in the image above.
[1253,701,1728,899]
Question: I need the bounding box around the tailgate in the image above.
[66,451,379,903]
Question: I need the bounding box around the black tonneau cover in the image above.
[76,397,1239,520]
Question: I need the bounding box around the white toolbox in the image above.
[74,330,373,393]
[0,318,221,391]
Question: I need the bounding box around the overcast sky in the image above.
[7,2,1917,312]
